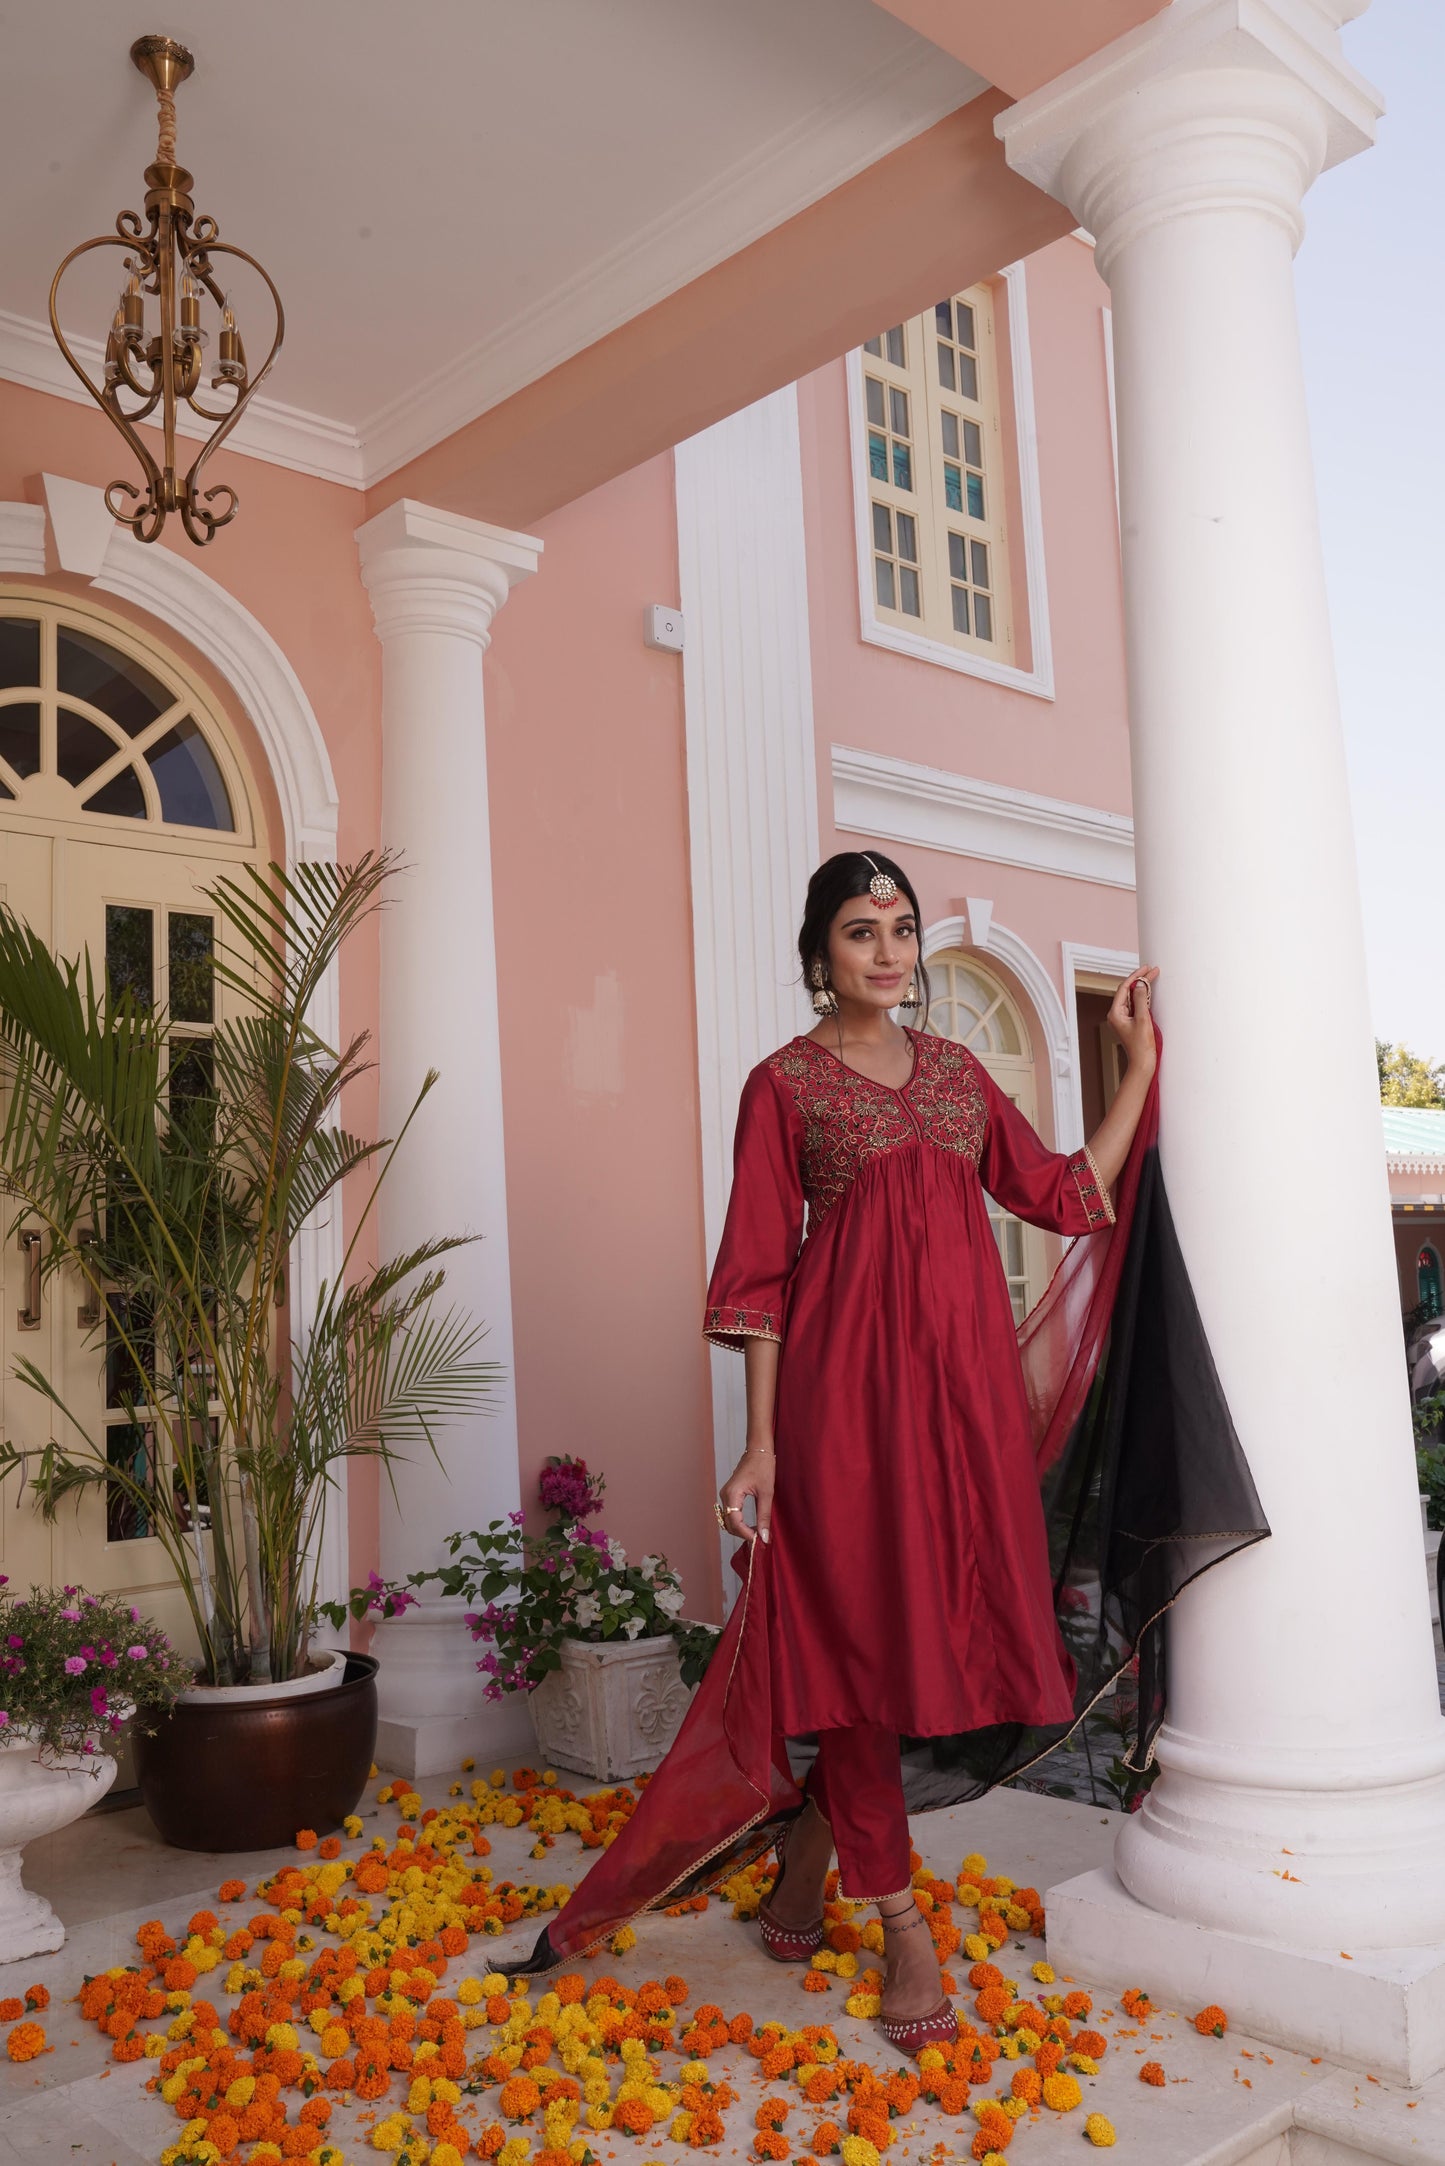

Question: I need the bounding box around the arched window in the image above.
[1419,1245,1442,1320]
[859,284,1013,661]
[0,598,248,835]
[925,951,1038,1321]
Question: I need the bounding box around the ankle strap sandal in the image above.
[756,1825,825,1964]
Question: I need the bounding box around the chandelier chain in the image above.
[156,86,178,168]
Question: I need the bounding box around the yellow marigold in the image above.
[811,1950,838,1973]
[843,1993,882,2020]
[1030,1962,1055,1985]
[1041,2073,1082,2113]
[1070,2054,1100,2077]
[834,1953,858,1980]
[1084,2113,1116,2147]
[343,1815,364,1838]
[433,2146,468,2166]
[839,2140,880,2166]
[611,1927,637,1955]
[962,1853,988,1876]
[962,1934,991,1962]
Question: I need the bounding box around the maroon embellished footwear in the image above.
[876,2000,961,2056]
[756,1820,825,1963]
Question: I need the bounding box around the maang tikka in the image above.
[859,852,899,909]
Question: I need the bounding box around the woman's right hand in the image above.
[719,1443,774,1545]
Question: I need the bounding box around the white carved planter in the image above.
[529,1634,693,1782]
[0,1736,118,1964]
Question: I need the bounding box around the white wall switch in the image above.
[644,603,685,652]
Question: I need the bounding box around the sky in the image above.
[1298,1,1445,1063]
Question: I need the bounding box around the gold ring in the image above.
[714,1502,728,1528]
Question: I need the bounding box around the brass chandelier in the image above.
[48,35,283,546]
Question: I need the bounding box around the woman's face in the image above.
[824,889,919,1012]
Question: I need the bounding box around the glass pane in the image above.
[951,586,970,635]
[106,1423,154,1543]
[106,903,154,1007]
[169,912,214,1023]
[891,444,912,490]
[871,502,892,552]
[85,765,147,821]
[0,619,39,691]
[173,1423,215,1535]
[888,387,909,437]
[868,434,888,482]
[974,593,993,642]
[970,539,990,588]
[56,708,118,788]
[875,559,896,610]
[147,718,233,831]
[0,702,41,779]
[958,354,979,401]
[934,302,952,338]
[940,413,960,459]
[884,326,905,367]
[966,472,986,520]
[963,419,982,466]
[895,512,917,563]
[936,344,955,392]
[994,1003,1021,1055]
[948,532,967,579]
[956,302,976,349]
[107,1298,155,1411]
[899,567,921,617]
[169,1035,215,1112]
[863,336,881,358]
[1004,1217,1025,1276]
[57,629,168,736]
[865,377,885,427]
[943,464,963,513]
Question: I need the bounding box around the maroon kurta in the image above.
[703,1029,1114,1740]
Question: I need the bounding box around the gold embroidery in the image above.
[1066,1146,1113,1230]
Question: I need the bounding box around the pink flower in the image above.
[64,1655,87,1675]
[90,1686,108,1715]
[0,1711,8,1727]
[59,1608,81,1623]
[126,1644,148,1660]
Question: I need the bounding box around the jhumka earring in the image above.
[900,977,920,1010]
[810,962,838,1016]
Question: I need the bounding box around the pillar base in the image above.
[1046,1865,1445,2088]
[371,1596,538,1778]
[375,1697,538,1780]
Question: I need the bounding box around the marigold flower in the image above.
[811,2121,842,2155]
[5,2022,45,2062]
[295,1829,318,1851]
[0,2000,21,2023]
[1140,2061,1166,2086]
[22,1984,48,2012]
[1193,2003,1228,2038]
[838,2139,879,2166]
[1084,2112,1117,2146]
[1009,2069,1041,2105]
[754,2134,790,2159]
[1073,2030,1107,2059]
[1119,1988,1152,2020]
[1041,2073,1082,2112]
[755,2097,792,2129]
[970,2131,1009,2160]
[803,1971,830,1994]
[1030,1962,1054,1986]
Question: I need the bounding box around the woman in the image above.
[509,851,1267,2053]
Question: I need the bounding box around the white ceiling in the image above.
[0,0,983,486]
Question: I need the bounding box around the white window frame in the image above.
[846,259,1054,701]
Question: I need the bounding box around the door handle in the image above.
[17,1228,41,1331]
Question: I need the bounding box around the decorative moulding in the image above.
[529,1634,694,1784]
[845,259,1054,701]
[832,743,1135,890]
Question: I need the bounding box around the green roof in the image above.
[1383,1104,1445,1157]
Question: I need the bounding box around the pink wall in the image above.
[483,453,722,1620]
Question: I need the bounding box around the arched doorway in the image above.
[0,589,268,1637]
[924,949,1042,1321]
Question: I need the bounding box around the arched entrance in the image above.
[924,948,1042,1321]
[0,588,268,1637]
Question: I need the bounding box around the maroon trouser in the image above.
[803,1723,912,1901]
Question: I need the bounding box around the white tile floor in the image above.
[0,1776,1435,2166]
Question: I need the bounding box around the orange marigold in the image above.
[318,1836,342,1860]
[1193,2004,1228,2038]
[499,2075,543,2120]
[613,2097,655,2135]
[22,1985,48,2013]
[6,2022,45,2063]
[1010,2068,1042,2105]
[475,2126,506,2159]
[1062,1990,1092,2019]
[974,1985,1011,2025]
[756,2098,792,2129]
[1034,2042,1064,2077]
[972,2129,1011,2160]
[811,2121,842,2155]
[664,1974,689,2005]
[754,2134,790,2160]
[1140,2061,1166,2086]
[294,1828,318,1850]
[1073,2030,1108,2060]
[803,1972,830,1994]
[0,2000,21,2023]
[729,2013,755,2044]
[1119,1988,1152,2020]
[218,1879,247,1902]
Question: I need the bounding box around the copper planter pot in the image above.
[134,1652,379,1852]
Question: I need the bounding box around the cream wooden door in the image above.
[0,589,263,1651]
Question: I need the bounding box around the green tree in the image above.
[1378,1040,1445,1108]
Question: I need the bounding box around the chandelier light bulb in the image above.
[46,34,284,546]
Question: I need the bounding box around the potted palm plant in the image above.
[0,853,496,1849]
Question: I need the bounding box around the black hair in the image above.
[797,850,930,1027]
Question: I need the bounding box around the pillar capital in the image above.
[355,498,543,649]
[997,0,1382,275]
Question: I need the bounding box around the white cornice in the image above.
[0,309,365,491]
[833,745,1135,889]
[2,48,982,497]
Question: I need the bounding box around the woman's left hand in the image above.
[1107,966,1160,1073]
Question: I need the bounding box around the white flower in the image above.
[654,1585,685,1618]
[606,1539,628,1569]
[623,1616,647,1639]
[605,1582,630,1606]
[639,1554,661,1582]
[573,1594,602,1628]
[559,1564,576,1584]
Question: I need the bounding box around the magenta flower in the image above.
[126,1644,148,1661]
[64,1655,87,1676]
[59,1608,81,1623]
[90,1685,108,1716]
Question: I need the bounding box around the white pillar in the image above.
[1001,2,1445,2084]
[355,499,542,1775]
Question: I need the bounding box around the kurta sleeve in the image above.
[975,1060,1115,1236]
[703,1063,806,1351]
